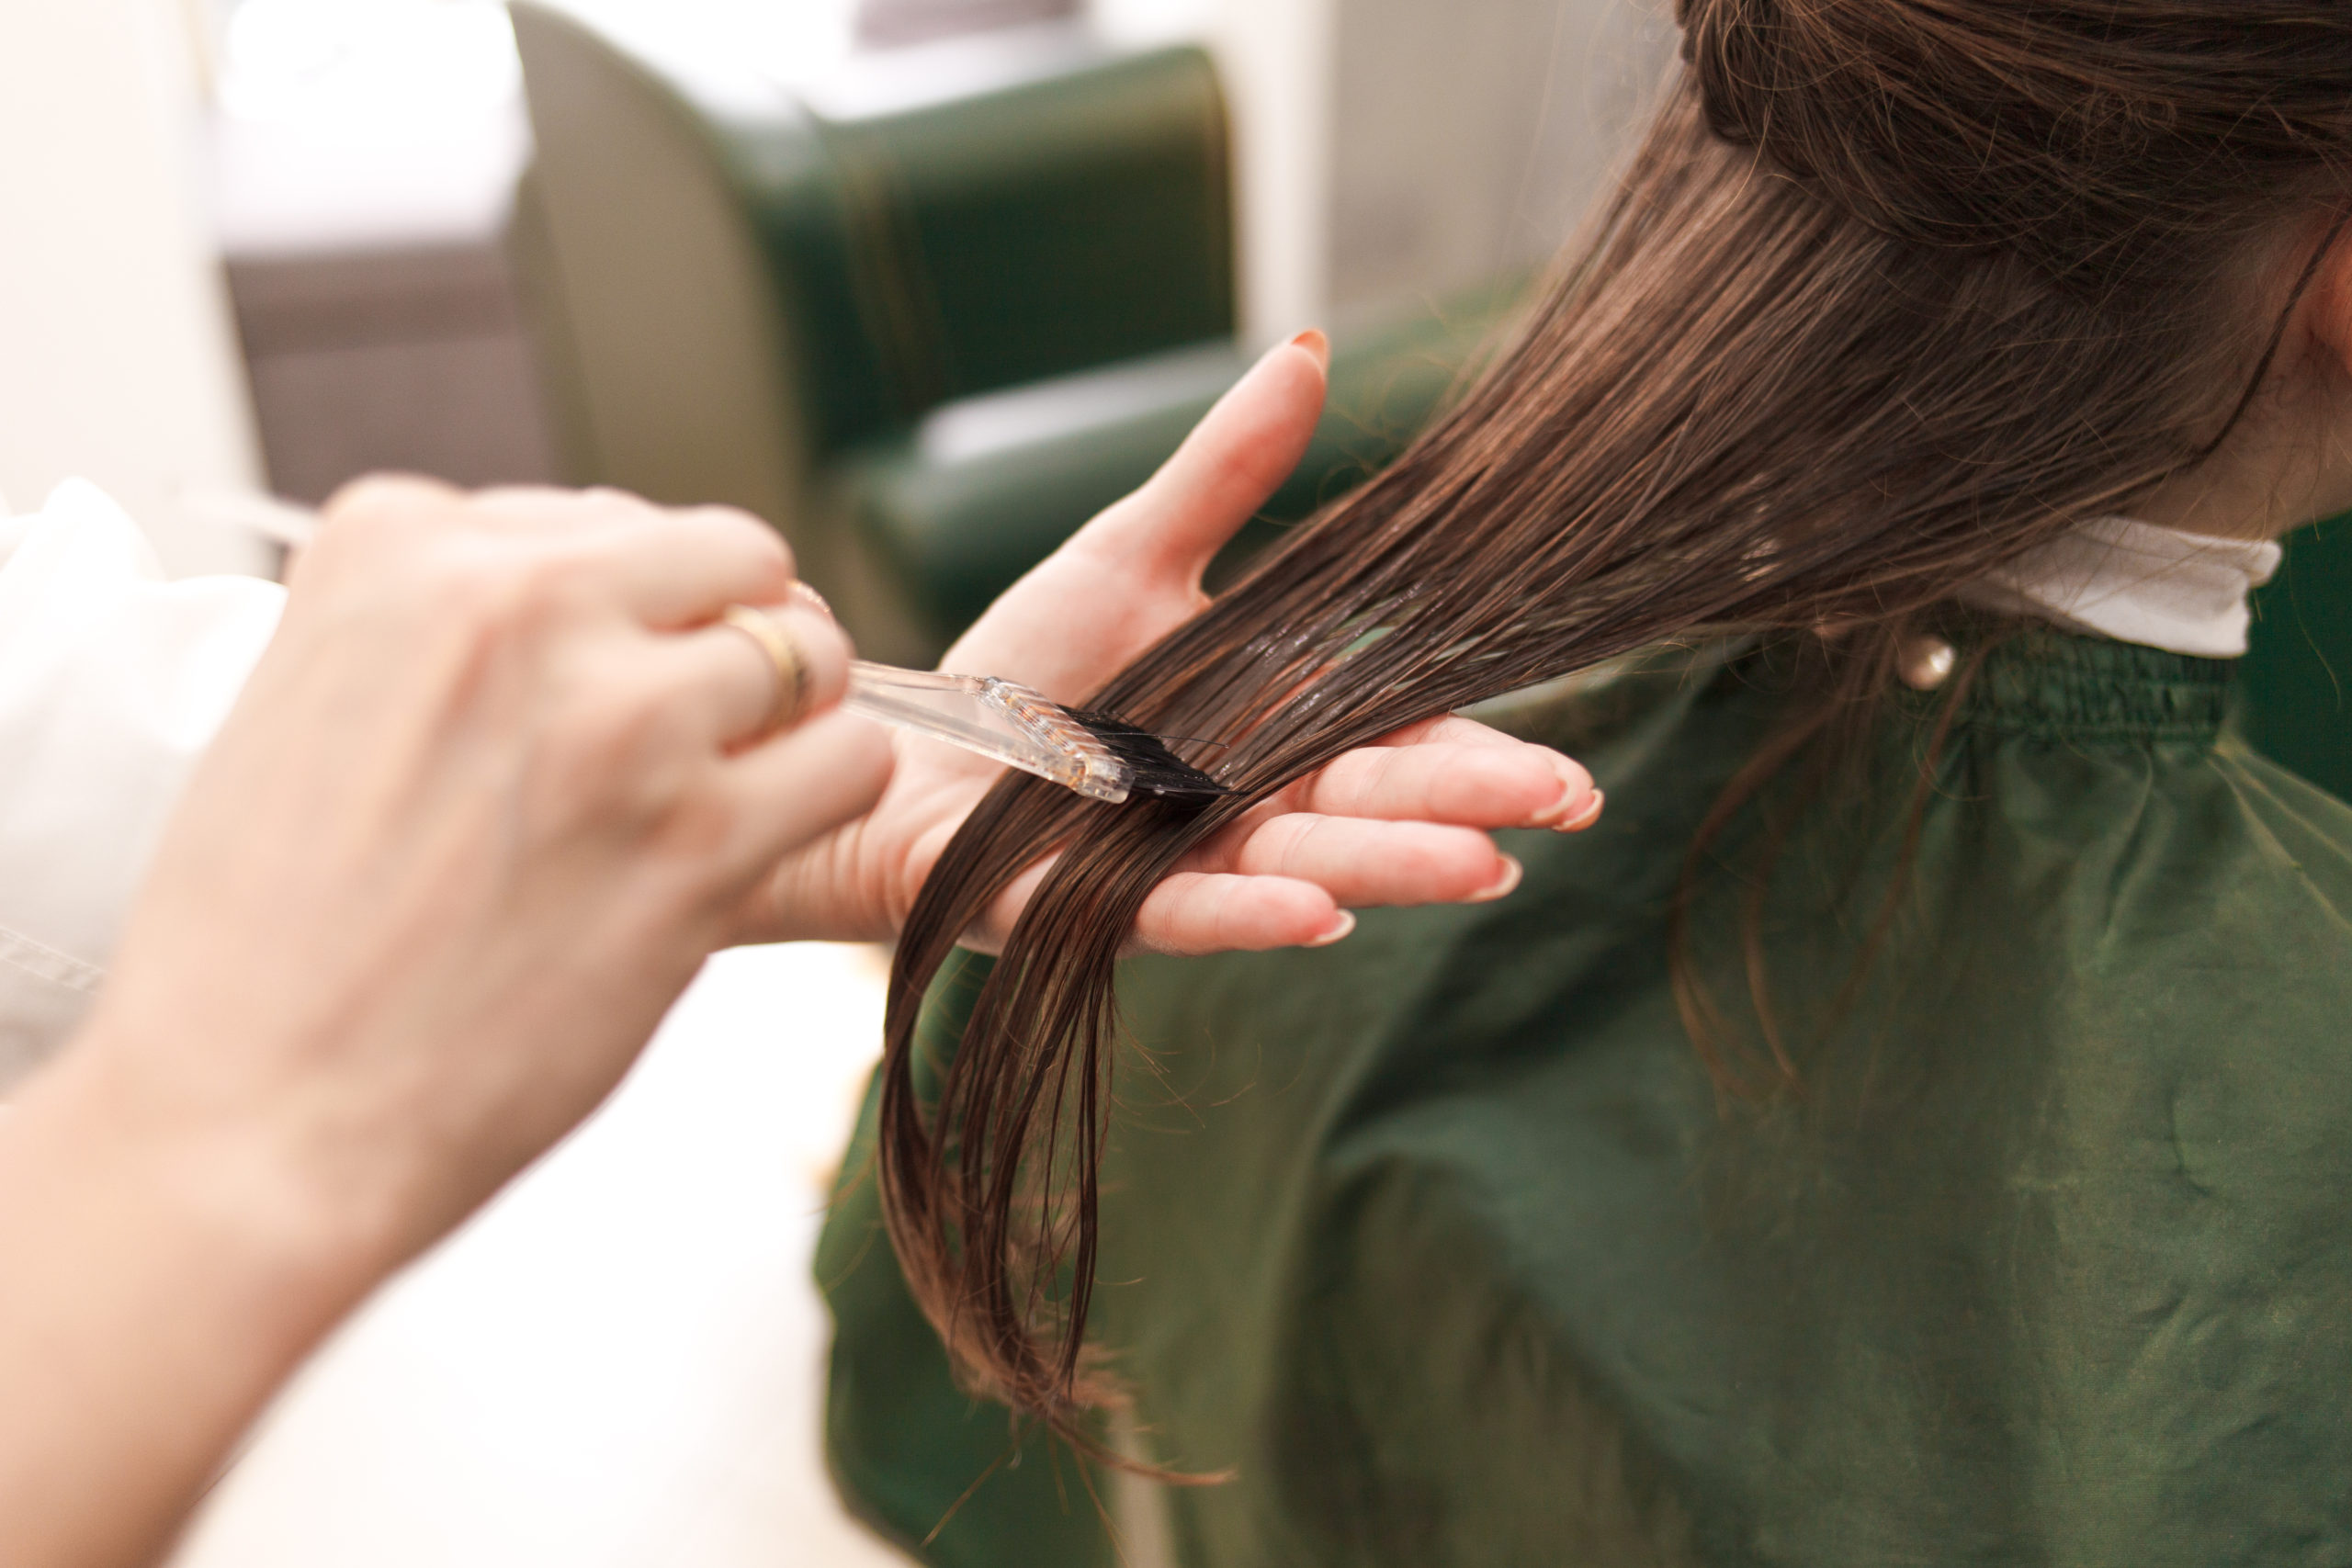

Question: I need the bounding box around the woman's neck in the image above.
[2132,316,2352,539]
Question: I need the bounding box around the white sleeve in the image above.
[0,480,285,1091]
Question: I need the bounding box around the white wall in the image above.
[1203,0,1334,345]
[1327,0,1676,321]
[0,0,270,577]
[1102,0,1674,342]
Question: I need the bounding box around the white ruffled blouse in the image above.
[1963,515,2281,659]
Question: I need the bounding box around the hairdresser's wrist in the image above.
[0,1026,396,1566]
[40,1010,405,1325]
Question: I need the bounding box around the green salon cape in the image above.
[819,623,2352,1566]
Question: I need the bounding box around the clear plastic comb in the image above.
[842,662,1225,806]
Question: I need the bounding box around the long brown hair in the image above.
[872,0,2352,1438]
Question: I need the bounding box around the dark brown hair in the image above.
[873,0,2352,1438]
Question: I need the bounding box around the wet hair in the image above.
[870,0,2352,1438]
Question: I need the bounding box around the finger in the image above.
[1128,872,1348,958]
[1179,814,1520,908]
[410,488,799,626]
[715,602,865,747]
[973,856,1057,953]
[463,490,797,623]
[1264,739,1596,829]
[1367,713,1528,750]
[466,483,638,520]
[1069,331,1329,583]
[658,602,855,750]
[716,708,896,874]
[319,471,464,525]
[784,580,835,621]
[597,506,796,627]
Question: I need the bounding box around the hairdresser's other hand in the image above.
[741,334,1600,955]
[71,479,889,1268]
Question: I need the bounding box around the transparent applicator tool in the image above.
[842,662,1228,806]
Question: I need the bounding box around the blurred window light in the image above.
[219,0,522,126]
[206,0,865,255]
[215,0,867,126]
[209,0,528,254]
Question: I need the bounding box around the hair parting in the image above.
[870,2,2352,1444]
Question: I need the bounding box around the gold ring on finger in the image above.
[720,604,809,734]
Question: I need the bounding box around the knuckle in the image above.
[433,542,604,648]
[1420,752,1489,818]
[1295,754,1359,815]
[1237,816,1307,877]
[322,472,446,527]
[687,504,792,573]
[652,774,743,864]
[527,688,731,864]
[515,532,607,603]
[560,678,690,780]
[1412,832,1479,887]
[425,547,545,643]
[309,476,455,572]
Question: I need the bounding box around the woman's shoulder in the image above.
[2009,732,2352,1050]
[2208,739,2352,904]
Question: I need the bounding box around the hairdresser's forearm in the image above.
[0,1025,382,1568]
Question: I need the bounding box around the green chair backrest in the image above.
[518,5,1234,462]
[787,49,1236,446]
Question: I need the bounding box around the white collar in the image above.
[1962,516,2282,659]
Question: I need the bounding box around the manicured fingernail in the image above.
[1307,909,1356,948]
[1469,855,1524,903]
[787,581,833,620]
[1555,790,1605,833]
[1288,328,1330,369]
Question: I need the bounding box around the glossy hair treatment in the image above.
[871,1,2352,1438]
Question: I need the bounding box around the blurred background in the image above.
[2,0,2344,1563]
[2,0,1677,615]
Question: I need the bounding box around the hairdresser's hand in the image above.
[741,334,1601,955]
[74,479,890,1266]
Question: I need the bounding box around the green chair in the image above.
[507,3,1521,660]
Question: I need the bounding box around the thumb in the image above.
[1074,330,1329,584]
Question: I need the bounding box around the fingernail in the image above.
[1555,790,1605,834]
[787,581,833,620]
[1529,760,1597,829]
[1288,328,1330,370]
[1307,909,1356,948]
[1469,855,1524,903]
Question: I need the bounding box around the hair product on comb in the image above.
[842,663,1227,805]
